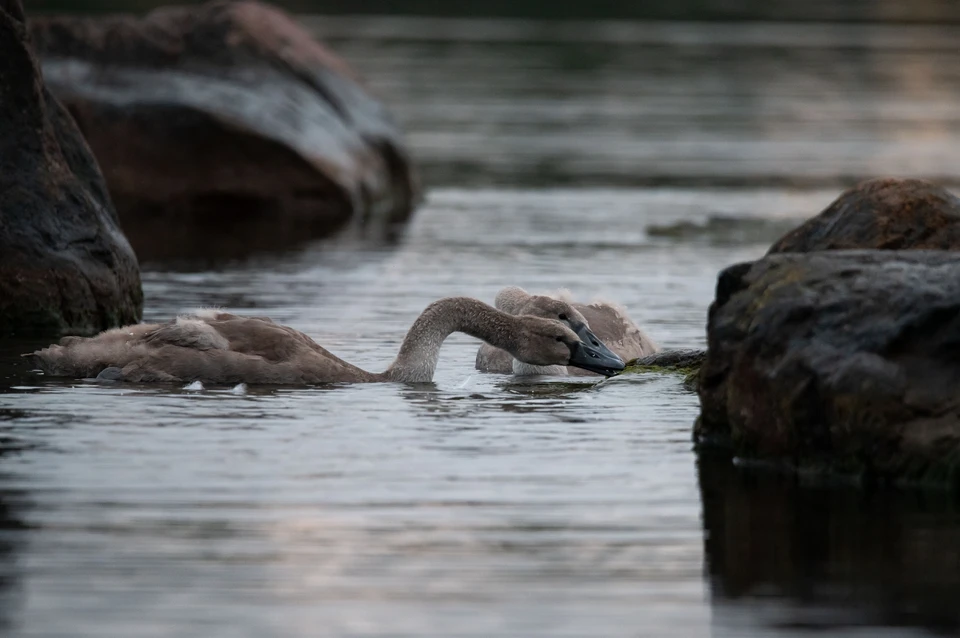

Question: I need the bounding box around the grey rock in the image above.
[697,250,960,487]
[29,1,421,263]
[0,0,142,337]
[628,349,706,370]
[769,177,960,253]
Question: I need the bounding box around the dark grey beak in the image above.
[566,321,625,377]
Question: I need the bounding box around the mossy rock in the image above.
[624,348,705,390]
[698,249,960,489]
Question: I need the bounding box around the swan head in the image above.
[512,316,625,377]
[506,293,624,371]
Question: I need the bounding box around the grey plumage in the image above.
[27,298,588,385]
[475,286,658,376]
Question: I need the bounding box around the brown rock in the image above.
[0,0,142,337]
[697,250,960,487]
[29,1,421,263]
[769,177,960,253]
[0,0,23,22]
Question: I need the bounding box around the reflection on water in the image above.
[3,187,955,637]
[0,487,26,634]
[310,17,960,190]
[701,458,960,636]
[1,15,959,638]
[0,422,29,635]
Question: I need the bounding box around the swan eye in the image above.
[555,336,564,342]
[558,313,568,321]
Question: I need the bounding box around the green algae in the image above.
[622,362,701,391]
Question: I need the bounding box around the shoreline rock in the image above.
[769,177,960,253]
[0,0,142,337]
[626,349,705,391]
[627,349,706,371]
[29,0,421,263]
[696,250,960,488]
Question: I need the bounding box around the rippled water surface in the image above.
[2,16,960,638]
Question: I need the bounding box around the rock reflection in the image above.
[0,486,25,634]
[0,427,30,634]
[0,339,54,390]
[128,217,409,268]
[699,457,960,635]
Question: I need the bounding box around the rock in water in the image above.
[697,250,960,487]
[0,0,142,337]
[628,349,706,370]
[769,177,960,253]
[29,0,421,262]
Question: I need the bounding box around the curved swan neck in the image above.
[384,297,522,382]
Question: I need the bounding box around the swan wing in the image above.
[30,313,373,383]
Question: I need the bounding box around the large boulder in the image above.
[0,0,142,338]
[697,250,960,487]
[29,1,420,262]
[769,177,960,253]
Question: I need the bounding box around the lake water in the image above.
[2,16,960,638]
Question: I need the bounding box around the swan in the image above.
[26,297,626,384]
[475,286,658,376]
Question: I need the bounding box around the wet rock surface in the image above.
[769,177,960,253]
[627,348,706,370]
[626,348,705,391]
[29,0,420,263]
[0,0,142,337]
[697,250,960,487]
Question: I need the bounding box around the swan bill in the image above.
[566,320,625,376]
[566,337,625,377]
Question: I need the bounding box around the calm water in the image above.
[2,17,960,638]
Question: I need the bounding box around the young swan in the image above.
[27,297,625,384]
[475,286,659,376]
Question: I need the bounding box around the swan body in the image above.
[475,286,659,376]
[28,297,625,384]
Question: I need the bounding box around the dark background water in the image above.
[307,17,960,191]
[29,0,960,22]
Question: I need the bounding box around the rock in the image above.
[697,250,960,487]
[647,215,804,246]
[769,177,960,253]
[626,348,706,391]
[627,348,706,370]
[0,0,142,338]
[29,0,420,263]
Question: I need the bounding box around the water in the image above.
[307,17,960,190]
[2,16,960,638]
